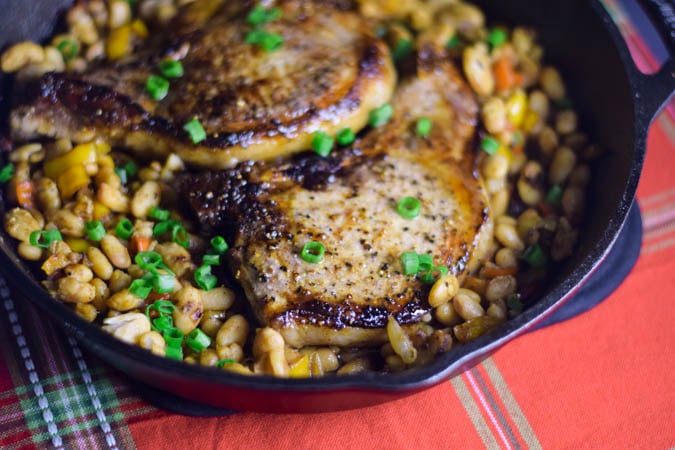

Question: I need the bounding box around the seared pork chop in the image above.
[182,51,493,347]
[9,0,395,168]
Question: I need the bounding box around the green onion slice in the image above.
[546,185,563,206]
[165,345,183,361]
[152,272,175,294]
[401,252,420,275]
[420,265,449,284]
[149,206,170,221]
[202,253,220,266]
[183,118,207,144]
[418,254,433,273]
[185,328,211,352]
[84,220,105,241]
[336,128,355,146]
[123,161,138,178]
[397,197,421,219]
[136,251,170,274]
[216,359,235,367]
[152,315,174,332]
[246,5,281,25]
[29,229,63,248]
[300,241,325,264]
[0,163,14,183]
[392,38,413,61]
[129,278,152,299]
[446,35,461,49]
[171,223,189,248]
[507,294,523,312]
[163,327,184,348]
[245,30,284,52]
[369,104,393,128]
[487,28,507,49]
[480,136,500,155]
[210,236,229,254]
[146,75,169,101]
[158,60,184,78]
[194,265,218,291]
[522,244,548,268]
[57,39,79,61]
[114,167,128,185]
[312,131,334,157]
[416,117,433,138]
[115,218,134,240]
[153,300,175,316]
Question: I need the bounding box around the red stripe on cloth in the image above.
[636,118,675,203]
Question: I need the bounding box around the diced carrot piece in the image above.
[130,234,152,254]
[16,180,35,209]
[480,263,518,279]
[494,57,519,93]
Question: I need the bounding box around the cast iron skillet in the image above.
[0,0,673,413]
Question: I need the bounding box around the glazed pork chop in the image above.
[9,0,395,168]
[182,51,493,347]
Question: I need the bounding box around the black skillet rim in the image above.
[0,0,646,395]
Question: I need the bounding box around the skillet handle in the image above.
[631,0,675,127]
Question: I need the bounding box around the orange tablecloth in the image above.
[1,2,674,449]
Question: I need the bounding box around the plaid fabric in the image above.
[1,2,674,449]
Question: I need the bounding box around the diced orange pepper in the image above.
[289,354,310,378]
[130,234,152,254]
[480,264,518,279]
[493,57,519,93]
[16,180,35,209]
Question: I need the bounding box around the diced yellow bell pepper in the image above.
[44,142,98,180]
[505,89,528,128]
[93,201,111,220]
[288,354,311,378]
[65,237,89,253]
[94,140,111,156]
[131,19,149,39]
[98,155,115,169]
[106,25,132,60]
[57,164,90,199]
[522,110,541,134]
[496,145,513,163]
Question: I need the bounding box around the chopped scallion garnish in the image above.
[84,220,106,241]
[0,163,14,183]
[202,253,220,266]
[146,75,169,101]
[57,39,79,61]
[217,358,235,367]
[546,185,563,206]
[152,315,174,332]
[194,265,218,291]
[183,118,207,144]
[29,229,62,248]
[420,265,448,284]
[185,328,211,352]
[135,251,163,271]
[163,327,184,348]
[392,38,413,61]
[123,161,138,178]
[115,218,134,240]
[446,35,461,49]
[300,241,325,264]
[401,252,420,275]
[115,167,128,184]
[418,254,433,274]
[149,206,170,221]
[507,294,523,312]
[522,244,547,268]
[246,5,281,25]
[480,136,500,155]
[129,278,152,299]
[312,131,334,157]
[336,128,355,146]
[396,197,421,220]
[210,236,229,254]
[152,272,175,294]
[158,60,184,78]
[165,345,183,360]
[416,118,432,138]
[171,223,189,248]
[487,28,507,50]
[245,30,284,52]
[369,104,393,128]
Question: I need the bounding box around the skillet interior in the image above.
[0,0,645,412]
